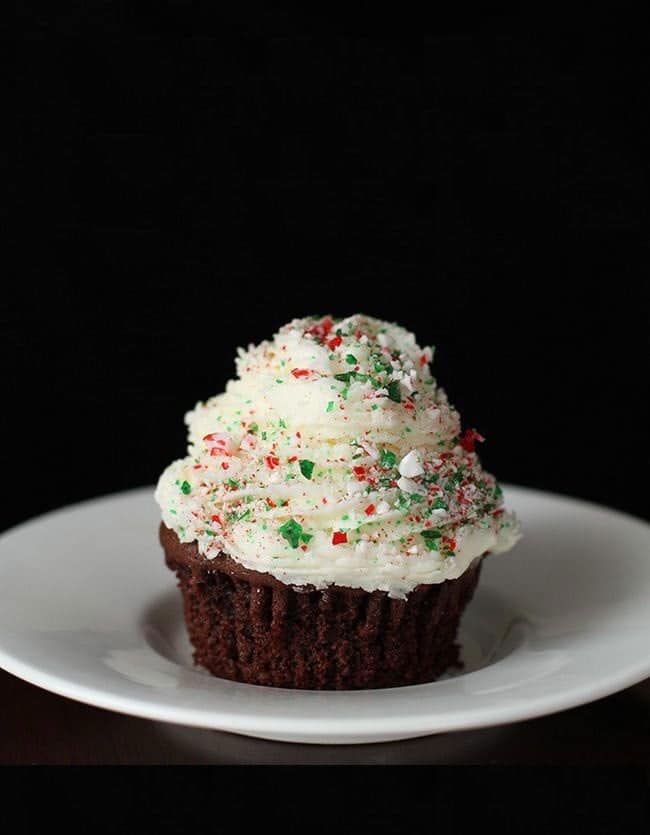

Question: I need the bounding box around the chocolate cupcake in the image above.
[155,315,520,689]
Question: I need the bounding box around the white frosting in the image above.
[155,315,521,598]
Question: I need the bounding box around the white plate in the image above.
[0,486,648,745]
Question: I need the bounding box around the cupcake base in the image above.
[160,524,482,690]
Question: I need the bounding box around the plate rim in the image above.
[0,484,649,741]
[1,642,650,738]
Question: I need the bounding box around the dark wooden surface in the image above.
[1,668,648,764]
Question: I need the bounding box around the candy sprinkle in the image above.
[421,529,442,551]
[332,531,348,545]
[380,448,397,468]
[386,381,401,403]
[353,465,366,481]
[180,480,191,495]
[299,459,315,480]
[279,519,312,549]
[460,428,485,453]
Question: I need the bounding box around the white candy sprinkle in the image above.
[360,440,379,460]
[400,374,416,393]
[398,450,424,478]
[376,500,390,514]
[397,476,426,494]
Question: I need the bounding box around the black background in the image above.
[7,11,649,535]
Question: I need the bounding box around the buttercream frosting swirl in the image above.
[155,314,520,598]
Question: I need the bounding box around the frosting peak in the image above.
[155,315,520,598]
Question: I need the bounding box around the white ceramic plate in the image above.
[0,486,648,744]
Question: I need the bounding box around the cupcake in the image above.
[155,314,520,689]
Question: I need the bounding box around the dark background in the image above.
[7,11,649,532]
